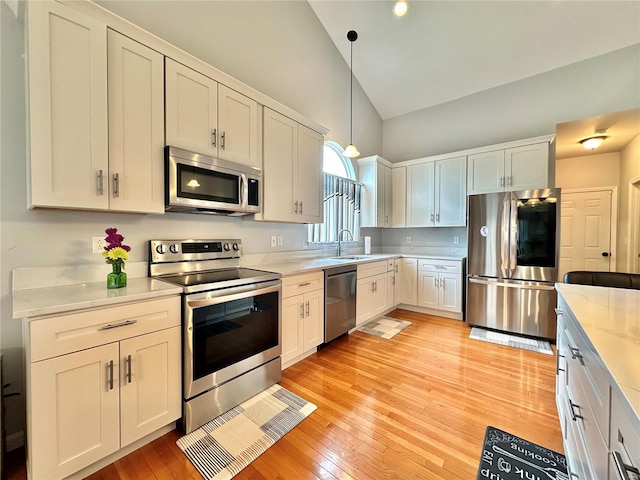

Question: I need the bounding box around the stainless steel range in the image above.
[149,239,282,433]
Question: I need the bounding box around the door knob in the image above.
[601,252,610,257]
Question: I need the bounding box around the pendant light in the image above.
[343,30,360,158]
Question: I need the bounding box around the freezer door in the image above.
[467,192,511,278]
[466,276,557,340]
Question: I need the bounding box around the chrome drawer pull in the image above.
[107,360,114,390]
[554,308,563,315]
[568,345,583,362]
[298,282,311,287]
[299,303,304,318]
[612,451,639,480]
[125,354,132,384]
[305,301,310,317]
[569,400,583,421]
[99,319,138,330]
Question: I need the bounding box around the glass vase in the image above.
[107,262,127,289]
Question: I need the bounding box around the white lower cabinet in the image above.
[281,272,324,366]
[556,296,640,480]
[417,259,462,313]
[25,297,181,480]
[398,258,418,305]
[356,261,390,325]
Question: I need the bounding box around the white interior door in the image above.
[559,190,613,279]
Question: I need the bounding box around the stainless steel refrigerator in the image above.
[466,188,561,340]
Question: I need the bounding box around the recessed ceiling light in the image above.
[393,0,408,17]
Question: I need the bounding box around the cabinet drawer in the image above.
[610,389,640,478]
[417,259,461,273]
[564,311,611,446]
[29,297,181,362]
[282,271,323,298]
[357,260,387,278]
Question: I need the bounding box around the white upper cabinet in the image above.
[391,167,407,228]
[358,156,393,227]
[108,30,165,213]
[467,141,553,194]
[27,2,165,213]
[406,156,466,227]
[28,0,109,210]
[165,59,259,168]
[261,108,323,224]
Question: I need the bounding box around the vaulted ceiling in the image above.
[309,1,640,121]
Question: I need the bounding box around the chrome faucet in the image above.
[337,229,353,257]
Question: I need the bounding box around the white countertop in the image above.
[248,253,465,276]
[556,283,640,417]
[13,278,182,319]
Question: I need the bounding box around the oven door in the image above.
[183,280,281,400]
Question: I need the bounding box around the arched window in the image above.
[308,142,361,244]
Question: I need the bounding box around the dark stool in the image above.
[563,271,640,290]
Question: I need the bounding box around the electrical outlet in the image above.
[277,235,283,246]
[453,236,460,245]
[92,236,106,254]
[270,235,277,247]
[406,236,411,243]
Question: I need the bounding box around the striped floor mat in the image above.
[469,327,554,355]
[177,385,316,480]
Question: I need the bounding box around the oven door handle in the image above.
[185,280,281,308]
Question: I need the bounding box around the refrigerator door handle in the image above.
[500,195,510,278]
[509,193,518,278]
[468,277,555,291]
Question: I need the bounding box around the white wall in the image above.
[383,44,640,162]
[618,135,640,271]
[556,153,621,191]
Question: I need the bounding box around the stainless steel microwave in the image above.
[165,146,261,216]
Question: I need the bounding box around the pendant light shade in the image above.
[344,30,360,158]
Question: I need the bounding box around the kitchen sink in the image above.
[330,256,366,260]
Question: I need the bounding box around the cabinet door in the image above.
[165,58,218,155]
[356,278,373,325]
[302,290,324,352]
[120,326,181,447]
[387,270,395,308]
[391,167,406,227]
[108,30,165,214]
[28,0,108,210]
[399,258,418,305]
[406,162,435,227]
[30,343,120,480]
[372,273,389,316]
[297,125,324,223]
[435,156,466,227]
[467,150,505,195]
[505,143,550,191]
[217,84,259,168]
[378,164,393,227]
[282,294,304,364]
[262,108,297,222]
[418,271,439,309]
[438,273,462,313]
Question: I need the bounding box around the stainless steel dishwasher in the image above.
[324,264,357,343]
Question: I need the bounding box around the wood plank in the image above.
[5,310,563,480]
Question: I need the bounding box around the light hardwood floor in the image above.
[7,310,563,479]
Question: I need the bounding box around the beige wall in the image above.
[556,153,621,190]
[617,134,640,271]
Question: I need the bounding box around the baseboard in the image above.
[282,348,317,370]
[396,304,463,321]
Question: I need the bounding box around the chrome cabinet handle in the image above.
[395,264,398,273]
[294,201,299,214]
[212,128,217,147]
[392,275,395,285]
[125,354,132,384]
[500,176,505,187]
[221,131,226,149]
[554,308,563,316]
[434,277,438,287]
[568,345,583,362]
[435,213,440,222]
[107,360,114,390]
[305,301,310,317]
[569,400,583,421]
[612,451,639,480]
[299,303,304,318]
[298,282,311,287]
[113,173,119,198]
[99,319,138,331]
[97,170,104,196]
[440,278,444,287]
[507,176,512,186]
[430,213,434,222]
[299,202,303,214]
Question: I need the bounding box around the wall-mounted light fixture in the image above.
[343,30,360,158]
[393,0,408,17]
[580,130,608,150]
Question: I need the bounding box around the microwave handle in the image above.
[240,173,249,210]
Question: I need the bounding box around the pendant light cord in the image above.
[350,39,353,145]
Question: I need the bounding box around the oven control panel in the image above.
[149,239,242,263]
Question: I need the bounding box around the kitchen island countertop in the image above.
[556,282,640,419]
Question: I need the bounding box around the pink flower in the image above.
[103,227,131,253]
